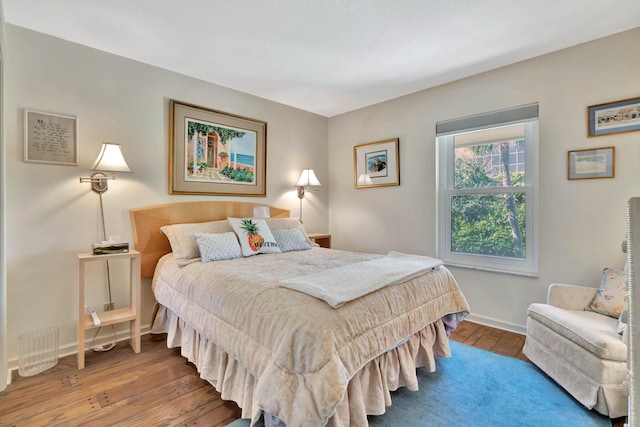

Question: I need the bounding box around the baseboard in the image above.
[464,313,526,335]
[6,324,152,384]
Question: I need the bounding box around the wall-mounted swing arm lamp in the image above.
[79,143,131,240]
[79,143,131,193]
[296,169,321,222]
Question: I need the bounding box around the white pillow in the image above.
[194,232,242,262]
[160,220,233,265]
[272,228,312,252]
[228,217,281,257]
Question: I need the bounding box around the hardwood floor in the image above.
[0,334,241,427]
[448,320,528,360]
[0,322,623,426]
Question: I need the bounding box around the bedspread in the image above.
[152,247,469,426]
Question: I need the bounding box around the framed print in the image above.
[588,96,640,137]
[354,138,399,189]
[170,100,267,196]
[568,146,615,180]
[24,109,78,165]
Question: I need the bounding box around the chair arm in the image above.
[547,283,598,310]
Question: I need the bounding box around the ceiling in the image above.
[3,0,639,117]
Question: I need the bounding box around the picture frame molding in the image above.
[587,96,640,137]
[567,146,615,180]
[24,109,78,166]
[169,99,267,197]
[353,138,400,189]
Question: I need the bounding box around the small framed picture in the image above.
[354,138,400,189]
[24,109,78,165]
[587,96,640,137]
[568,146,615,180]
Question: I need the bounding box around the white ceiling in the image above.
[3,0,639,117]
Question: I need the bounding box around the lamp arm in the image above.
[79,172,115,193]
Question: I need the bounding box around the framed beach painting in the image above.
[354,138,400,189]
[588,96,640,137]
[568,146,615,180]
[169,100,267,196]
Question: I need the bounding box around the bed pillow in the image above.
[160,220,233,265]
[194,232,242,262]
[585,268,628,318]
[272,228,312,252]
[228,217,281,257]
[265,218,315,246]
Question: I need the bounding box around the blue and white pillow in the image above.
[272,228,312,252]
[194,232,242,262]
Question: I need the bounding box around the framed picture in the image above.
[568,146,615,180]
[588,96,640,137]
[354,138,399,189]
[24,109,78,165]
[170,100,267,196]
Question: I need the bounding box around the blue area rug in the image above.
[227,340,611,427]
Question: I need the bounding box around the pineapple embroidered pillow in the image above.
[228,217,281,257]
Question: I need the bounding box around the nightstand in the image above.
[308,233,331,249]
[77,250,141,369]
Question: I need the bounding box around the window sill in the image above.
[443,261,538,278]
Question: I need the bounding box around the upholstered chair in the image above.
[523,281,628,418]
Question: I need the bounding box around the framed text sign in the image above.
[24,109,78,165]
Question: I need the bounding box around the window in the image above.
[436,104,538,276]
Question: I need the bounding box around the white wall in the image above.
[3,25,328,365]
[328,28,640,332]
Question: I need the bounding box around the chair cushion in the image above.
[527,303,627,362]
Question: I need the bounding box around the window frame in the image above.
[436,115,539,277]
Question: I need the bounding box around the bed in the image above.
[130,201,470,427]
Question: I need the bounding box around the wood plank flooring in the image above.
[0,322,623,426]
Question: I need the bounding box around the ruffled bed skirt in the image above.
[152,304,452,427]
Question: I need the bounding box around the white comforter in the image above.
[280,251,444,307]
[152,247,469,426]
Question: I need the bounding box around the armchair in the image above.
[523,283,628,418]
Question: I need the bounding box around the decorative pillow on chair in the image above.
[586,268,628,318]
[194,232,242,262]
[228,217,281,257]
[272,228,312,252]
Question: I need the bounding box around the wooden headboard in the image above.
[130,201,290,278]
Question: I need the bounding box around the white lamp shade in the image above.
[296,169,321,187]
[91,143,131,172]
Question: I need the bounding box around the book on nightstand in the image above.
[92,242,129,255]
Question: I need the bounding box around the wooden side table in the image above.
[308,233,331,249]
[77,250,141,369]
